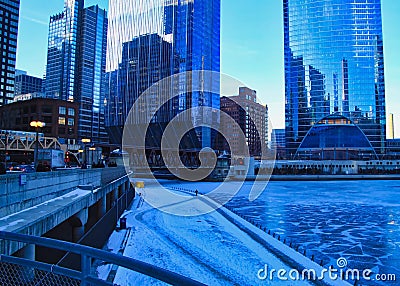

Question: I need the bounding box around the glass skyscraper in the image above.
[45,0,108,143]
[77,5,108,143]
[284,0,386,157]
[0,0,19,106]
[14,72,43,96]
[105,0,221,148]
[46,0,83,102]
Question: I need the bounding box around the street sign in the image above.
[20,174,27,186]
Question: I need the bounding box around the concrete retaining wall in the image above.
[0,169,101,217]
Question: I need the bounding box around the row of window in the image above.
[0,85,13,91]
[58,106,75,116]
[0,0,19,9]
[58,117,75,126]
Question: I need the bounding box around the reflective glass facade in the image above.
[77,5,108,143]
[105,0,221,147]
[284,0,386,158]
[14,74,42,96]
[46,0,83,101]
[296,114,377,160]
[0,0,19,105]
[45,1,108,143]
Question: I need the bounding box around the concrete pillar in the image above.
[70,209,88,243]
[72,226,85,243]
[106,192,112,211]
[118,184,124,197]
[97,196,106,218]
[125,180,132,206]
[110,189,118,207]
[14,244,35,282]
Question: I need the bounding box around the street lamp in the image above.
[30,120,45,169]
[81,138,91,167]
[89,146,96,165]
[3,131,9,170]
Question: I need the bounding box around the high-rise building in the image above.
[219,87,267,158]
[76,5,108,142]
[0,0,20,106]
[105,0,221,148]
[387,113,394,140]
[284,0,386,158]
[45,0,83,101]
[15,69,26,77]
[44,1,108,143]
[271,129,286,160]
[14,72,43,96]
[271,129,286,149]
[265,105,269,149]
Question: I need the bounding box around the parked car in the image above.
[16,164,36,173]
[6,169,23,174]
[9,164,35,173]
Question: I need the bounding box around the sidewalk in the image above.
[0,188,91,233]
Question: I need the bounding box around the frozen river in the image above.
[162,180,400,285]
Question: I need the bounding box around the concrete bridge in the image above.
[0,167,132,260]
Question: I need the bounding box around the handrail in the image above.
[0,231,206,286]
[0,255,83,282]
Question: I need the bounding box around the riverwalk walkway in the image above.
[98,181,350,286]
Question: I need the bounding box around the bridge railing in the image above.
[0,169,102,218]
[100,166,128,185]
[0,231,206,286]
[0,167,131,218]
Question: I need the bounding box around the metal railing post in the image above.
[81,254,91,286]
[1,230,206,286]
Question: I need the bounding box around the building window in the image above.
[59,106,66,115]
[68,118,74,126]
[68,108,75,116]
[58,117,66,125]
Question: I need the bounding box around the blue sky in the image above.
[16,0,400,136]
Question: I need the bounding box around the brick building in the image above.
[0,98,79,140]
[218,87,268,158]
